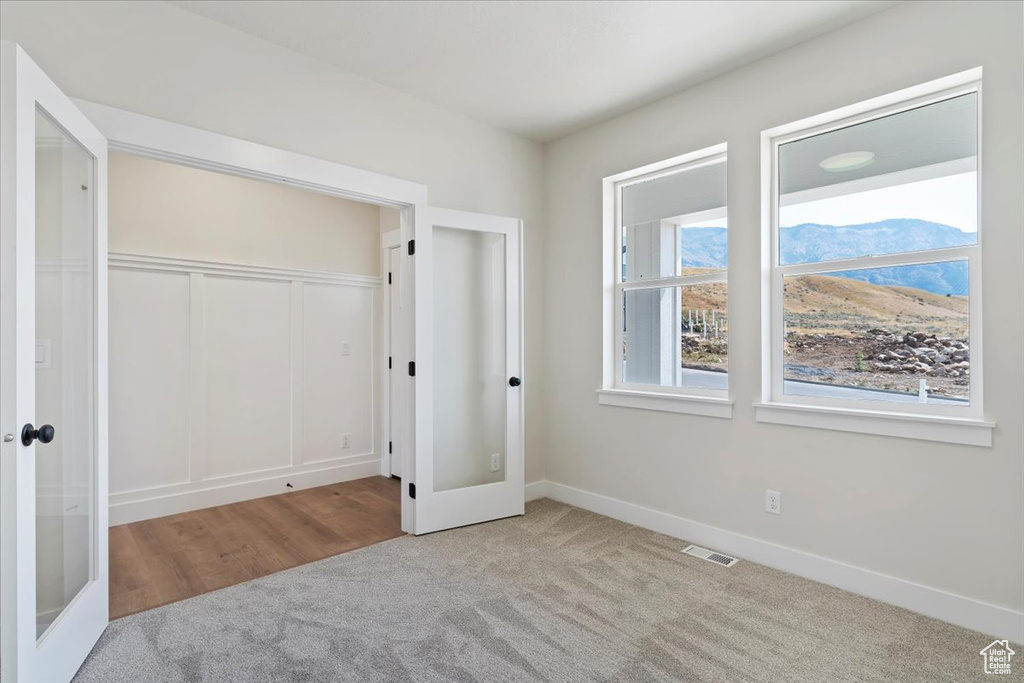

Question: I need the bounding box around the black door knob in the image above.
[21,423,55,447]
[509,377,521,387]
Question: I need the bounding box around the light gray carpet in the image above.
[75,499,1011,682]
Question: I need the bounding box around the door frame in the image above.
[72,100,429,534]
[379,229,404,478]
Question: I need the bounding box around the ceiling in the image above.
[168,0,899,142]
[780,92,977,196]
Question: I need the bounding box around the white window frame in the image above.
[757,68,994,447]
[599,144,733,418]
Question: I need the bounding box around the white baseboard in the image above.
[538,480,1023,644]
[524,480,549,502]
[109,456,381,525]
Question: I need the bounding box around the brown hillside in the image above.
[783,275,968,337]
[675,275,967,337]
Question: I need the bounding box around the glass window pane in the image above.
[35,108,96,637]
[621,158,727,281]
[779,93,978,266]
[783,262,969,404]
[623,284,728,391]
[432,226,507,492]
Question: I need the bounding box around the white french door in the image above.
[406,206,523,534]
[1,42,109,682]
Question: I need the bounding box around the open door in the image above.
[1,42,109,682]
[405,206,523,534]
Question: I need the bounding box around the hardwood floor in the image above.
[109,476,403,619]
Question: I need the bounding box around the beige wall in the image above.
[543,0,1023,614]
[109,151,381,275]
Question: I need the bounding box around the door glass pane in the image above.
[432,226,506,492]
[34,109,95,638]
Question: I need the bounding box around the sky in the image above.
[678,171,977,232]
[780,171,977,232]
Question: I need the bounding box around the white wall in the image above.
[108,259,379,524]
[543,0,1022,622]
[0,0,546,485]
[109,151,381,275]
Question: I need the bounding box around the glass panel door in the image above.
[409,206,523,534]
[1,41,109,683]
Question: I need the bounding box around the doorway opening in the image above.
[105,151,404,617]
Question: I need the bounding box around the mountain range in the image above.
[681,219,973,295]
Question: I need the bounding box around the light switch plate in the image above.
[341,341,351,356]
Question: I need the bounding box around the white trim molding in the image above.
[109,454,380,525]
[597,389,733,418]
[534,481,1023,644]
[109,252,381,287]
[754,402,994,447]
[524,480,549,502]
[74,99,428,209]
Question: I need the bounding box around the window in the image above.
[760,73,992,445]
[601,145,731,417]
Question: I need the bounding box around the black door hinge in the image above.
[388,356,392,369]
[389,440,393,454]
[408,240,415,256]
[388,271,392,284]
[409,482,416,499]
[408,361,416,376]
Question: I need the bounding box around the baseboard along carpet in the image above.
[75,499,1010,682]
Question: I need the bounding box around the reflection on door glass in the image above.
[35,108,96,638]
[432,226,507,492]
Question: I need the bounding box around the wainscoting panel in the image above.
[302,283,375,463]
[109,268,191,494]
[203,275,293,478]
[107,254,381,525]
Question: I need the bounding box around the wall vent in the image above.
[681,545,739,567]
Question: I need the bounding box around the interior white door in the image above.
[0,42,109,683]
[406,206,523,534]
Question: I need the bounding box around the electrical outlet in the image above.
[341,434,351,449]
[766,489,781,515]
[341,341,351,356]
[490,453,500,472]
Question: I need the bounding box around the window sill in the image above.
[597,389,733,419]
[754,402,994,447]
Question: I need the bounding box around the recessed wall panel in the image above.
[204,276,292,478]
[302,284,374,462]
[109,268,191,493]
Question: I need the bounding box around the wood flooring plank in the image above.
[109,476,402,619]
